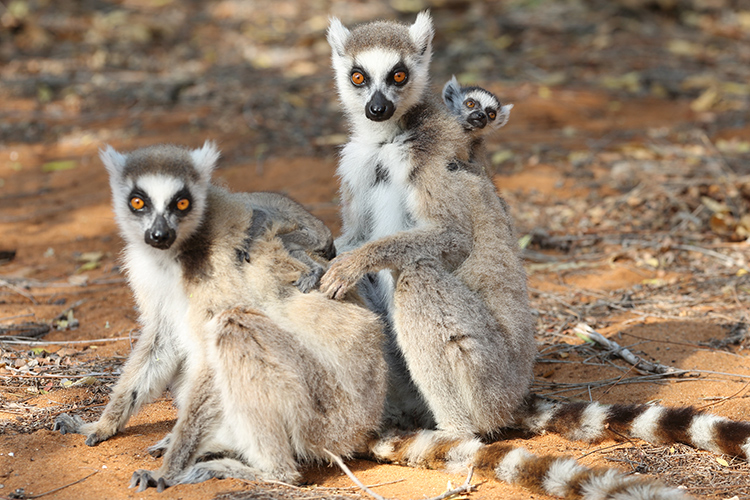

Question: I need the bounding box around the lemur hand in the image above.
[320,251,366,300]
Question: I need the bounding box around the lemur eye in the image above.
[488,110,497,120]
[465,99,476,109]
[351,71,365,86]
[393,71,408,85]
[130,197,145,210]
[176,198,190,211]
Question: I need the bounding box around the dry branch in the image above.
[573,323,681,375]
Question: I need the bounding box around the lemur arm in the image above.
[320,226,471,300]
[54,322,183,445]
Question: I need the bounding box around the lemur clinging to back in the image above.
[55,143,387,490]
[322,12,750,499]
[442,75,512,172]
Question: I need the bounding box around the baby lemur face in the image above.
[442,76,512,136]
[100,142,218,251]
[327,12,434,124]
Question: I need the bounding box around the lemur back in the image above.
[55,143,387,492]
[322,13,750,500]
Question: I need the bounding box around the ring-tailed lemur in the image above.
[442,75,512,172]
[55,143,386,490]
[322,12,750,500]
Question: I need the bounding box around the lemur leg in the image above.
[132,310,304,492]
[210,307,305,483]
[54,325,182,446]
[392,257,518,436]
[131,366,221,492]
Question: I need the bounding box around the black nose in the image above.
[366,91,395,122]
[467,110,487,129]
[145,216,176,249]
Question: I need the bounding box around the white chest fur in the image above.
[338,138,419,247]
[123,243,194,352]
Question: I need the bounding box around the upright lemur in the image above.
[55,143,387,490]
[323,12,750,499]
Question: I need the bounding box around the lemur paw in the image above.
[294,265,325,293]
[53,413,84,435]
[130,469,173,493]
[147,434,172,458]
[320,253,365,300]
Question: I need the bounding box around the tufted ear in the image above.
[494,103,514,129]
[409,11,434,57]
[442,75,462,110]
[327,17,351,57]
[99,145,128,178]
[190,140,220,181]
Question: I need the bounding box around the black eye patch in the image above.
[169,187,193,217]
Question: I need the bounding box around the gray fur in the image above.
[323,13,536,438]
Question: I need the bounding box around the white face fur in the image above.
[99,141,219,251]
[327,12,434,133]
[442,76,513,135]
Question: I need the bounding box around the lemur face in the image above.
[442,76,513,135]
[327,13,434,124]
[100,142,218,251]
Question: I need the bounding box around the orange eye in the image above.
[465,99,476,109]
[176,198,190,211]
[130,197,145,210]
[393,71,407,84]
[351,72,365,86]
[488,111,497,120]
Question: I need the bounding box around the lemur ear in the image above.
[442,75,461,109]
[494,104,514,129]
[409,11,434,57]
[327,17,351,57]
[99,145,128,178]
[190,140,220,181]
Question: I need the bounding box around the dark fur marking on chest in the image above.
[179,223,213,283]
[374,162,390,185]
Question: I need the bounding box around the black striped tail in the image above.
[369,429,691,500]
[517,394,750,460]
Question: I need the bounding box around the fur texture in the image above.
[55,143,387,491]
[323,10,536,439]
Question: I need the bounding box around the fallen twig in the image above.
[0,335,134,346]
[428,466,477,500]
[27,470,98,499]
[694,379,750,411]
[324,449,388,500]
[573,323,680,375]
[0,279,38,305]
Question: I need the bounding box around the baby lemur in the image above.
[323,12,750,499]
[442,75,512,171]
[55,143,386,490]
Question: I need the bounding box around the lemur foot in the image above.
[130,469,173,493]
